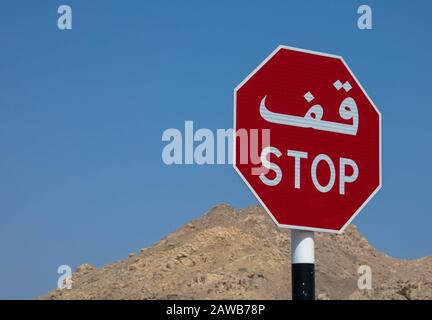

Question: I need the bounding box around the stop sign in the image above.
[233,46,381,233]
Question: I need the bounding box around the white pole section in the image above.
[291,229,315,264]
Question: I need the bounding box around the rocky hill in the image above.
[41,204,432,300]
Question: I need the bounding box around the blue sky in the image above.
[0,0,431,299]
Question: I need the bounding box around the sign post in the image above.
[291,230,315,300]
[233,45,381,300]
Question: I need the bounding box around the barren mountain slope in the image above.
[41,204,432,300]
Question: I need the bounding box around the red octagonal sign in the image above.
[233,46,381,233]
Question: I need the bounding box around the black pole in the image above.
[291,230,315,300]
[291,263,315,300]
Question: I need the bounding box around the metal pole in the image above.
[291,229,315,300]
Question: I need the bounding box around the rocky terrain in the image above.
[41,204,432,300]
